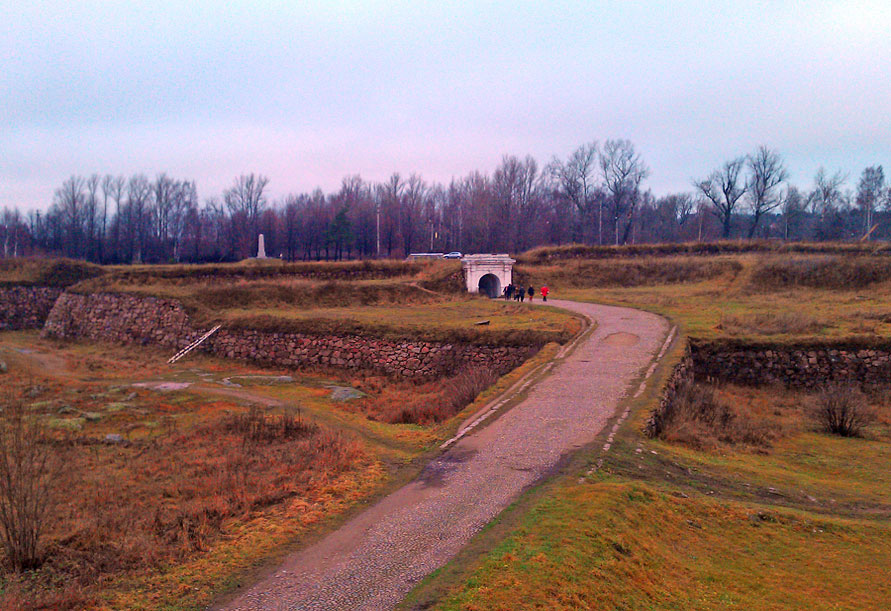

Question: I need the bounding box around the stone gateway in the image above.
[461,254,515,298]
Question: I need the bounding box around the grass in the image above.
[406,347,891,611]
[0,325,562,610]
[537,255,891,342]
[430,480,891,611]
[0,258,104,288]
[518,239,891,263]
[217,300,580,346]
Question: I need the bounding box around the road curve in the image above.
[215,300,669,611]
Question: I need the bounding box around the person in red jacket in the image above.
[540,285,549,302]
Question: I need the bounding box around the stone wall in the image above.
[647,337,891,437]
[42,292,541,379]
[0,286,64,330]
[690,339,891,387]
[644,344,693,437]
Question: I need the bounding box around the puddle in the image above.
[132,381,192,392]
[601,332,640,347]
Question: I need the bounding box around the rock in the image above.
[105,402,131,412]
[0,360,7,373]
[83,411,103,422]
[57,405,77,414]
[327,386,366,402]
[104,433,125,444]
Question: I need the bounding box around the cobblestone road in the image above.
[216,300,669,611]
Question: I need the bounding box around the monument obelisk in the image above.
[257,233,267,258]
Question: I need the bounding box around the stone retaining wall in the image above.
[690,340,891,387]
[42,292,541,379]
[0,286,64,330]
[644,344,693,437]
[647,338,891,437]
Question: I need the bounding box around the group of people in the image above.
[503,283,549,302]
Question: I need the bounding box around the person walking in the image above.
[541,285,549,302]
[527,286,534,302]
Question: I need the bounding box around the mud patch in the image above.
[601,332,640,347]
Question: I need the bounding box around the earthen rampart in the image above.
[41,292,541,379]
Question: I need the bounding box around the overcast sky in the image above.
[2,1,890,211]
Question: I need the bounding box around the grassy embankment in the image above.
[402,250,891,610]
[0,257,579,609]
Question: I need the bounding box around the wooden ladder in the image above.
[167,325,221,364]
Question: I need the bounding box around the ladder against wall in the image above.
[167,325,221,364]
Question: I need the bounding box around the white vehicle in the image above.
[442,251,462,259]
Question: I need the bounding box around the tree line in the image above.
[2,140,889,263]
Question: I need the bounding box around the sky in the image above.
[2,1,890,211]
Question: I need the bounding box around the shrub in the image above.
[658,380,776,449]
[0,402,62,571]
[811,384,875,437]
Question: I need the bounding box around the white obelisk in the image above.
[257,233,267,258]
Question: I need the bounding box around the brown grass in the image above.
[0,406,364,609]
[518,240,891,263]
[93,258,458,286]
[717,311,824,336]
[747,255,891,290]
[0,258,104,288]
[355,367,500,425]
[658,380,781,450]
[516,256,741,289]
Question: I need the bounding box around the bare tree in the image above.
[549,142,598,243]
[695,157,748,238]
[600,139,649,245]
[224,173,269,244]
[746,146,788,238]
[807,167,847,215]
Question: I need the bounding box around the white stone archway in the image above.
[462,254,515,298]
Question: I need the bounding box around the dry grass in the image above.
[0,258,104,288]
[359,367,500,425]
[516,256,740,289]
[0,408,364,610]
[658,381,781,451]
[747,255,891,291]
[717,311,824,336]
[518,240,891,263]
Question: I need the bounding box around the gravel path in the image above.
[216,300,669,611]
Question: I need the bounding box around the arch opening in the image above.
[478,273,501,299]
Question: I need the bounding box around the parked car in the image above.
[442,251,462,259]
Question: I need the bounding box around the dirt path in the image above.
[215,301,669,611]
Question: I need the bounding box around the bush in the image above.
[811,384,875,437]
[0,402,62,571]
[658,380,775,449]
